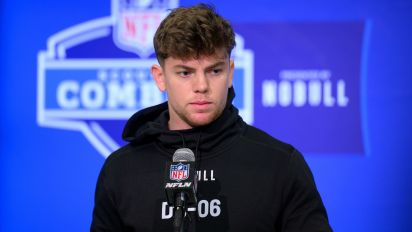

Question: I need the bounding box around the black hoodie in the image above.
[91,88,332,232]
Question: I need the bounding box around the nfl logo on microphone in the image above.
[170,163,189,182]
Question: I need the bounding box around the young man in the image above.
[91,4,332,232]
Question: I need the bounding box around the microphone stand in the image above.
[173,192,186,232]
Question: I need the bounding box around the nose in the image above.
[194,73,209,93]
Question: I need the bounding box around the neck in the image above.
[168,120,193,131]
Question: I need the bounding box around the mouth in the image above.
[190,101,212,111]
[191,101,211,105]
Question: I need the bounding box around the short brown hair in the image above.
[153,4,236,65]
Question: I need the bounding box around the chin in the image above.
[188,114,215,127]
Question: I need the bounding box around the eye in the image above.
[210,68,222,75]
[177,71,191,77]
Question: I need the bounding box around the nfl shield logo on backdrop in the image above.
[170,163,189,181]
[112,0,177,58]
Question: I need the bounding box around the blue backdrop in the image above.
[1,0,412,231]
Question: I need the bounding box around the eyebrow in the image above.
[173,61,227,71]
[205,61,226,70]
[173,65,196,71]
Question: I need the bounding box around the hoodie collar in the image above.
[122,87,244,158]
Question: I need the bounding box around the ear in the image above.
[228,59,235,87]
[151,64,166,91]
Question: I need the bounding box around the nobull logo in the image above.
[37,0,254,158]
[262,69,349,108]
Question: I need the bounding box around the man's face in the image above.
[151,49,234,130]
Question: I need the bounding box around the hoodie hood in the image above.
[122,87,244,158]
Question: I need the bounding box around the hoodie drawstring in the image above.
[194,132,202,169]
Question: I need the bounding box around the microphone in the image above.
[164,148,198,232]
